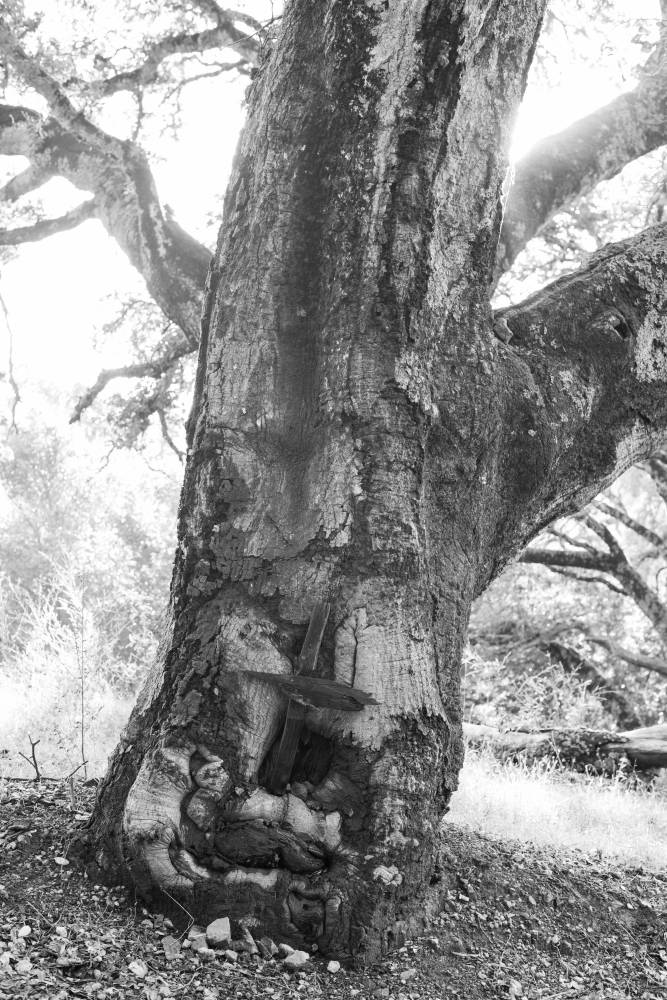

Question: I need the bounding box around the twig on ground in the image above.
[18,735,41,781]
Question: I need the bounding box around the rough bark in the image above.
[81,0,667,963]
[464,721,667,776]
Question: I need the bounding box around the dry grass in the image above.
[0,575,138,779]
[448,746,667,871]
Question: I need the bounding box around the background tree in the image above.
[1,0,667,965]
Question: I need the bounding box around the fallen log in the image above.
[463,722,667,775]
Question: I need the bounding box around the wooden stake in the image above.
[266,601,330,793]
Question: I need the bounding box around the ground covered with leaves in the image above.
[0,779,666,1000]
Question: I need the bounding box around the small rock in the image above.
[373,989,390,998]
[206,917,231,948]
[162,935,181,960]
[282,949,310,970]
[197,947,216,961]
[277,943,294,957]
[54,857,69,867]
[222,949,238,963]
[187,925,205,940]
[128,959,148,978]
[17,925,31,938]
[257,936,278,959]
[327,960,341,974]
[400,968,416,983]
[240,927,258,955]
[190,934,209,954]
[55,926,68,938]
[15,958,32,974]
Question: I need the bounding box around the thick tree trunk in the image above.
[81,0,667,962]
[464,722,667,775]
[82,0,545,960]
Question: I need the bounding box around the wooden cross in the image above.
[244,600,377,794]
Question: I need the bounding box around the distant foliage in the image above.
[463,646,611,732]
[0,422,179,775]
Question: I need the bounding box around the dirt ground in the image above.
[0,779,666,999]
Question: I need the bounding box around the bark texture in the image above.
[83,0,667,962]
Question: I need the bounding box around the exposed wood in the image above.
[243,672,378,711]
[266,601,331,793]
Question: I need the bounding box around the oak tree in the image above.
[2,0,667,963]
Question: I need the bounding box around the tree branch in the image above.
[66,17,260,99]
[593,498,665,548]
[520,548,615,572]
[0,199,97,245]
[70,342,192,423]
[0,93,210,345]
[498,16,667,275]
[488,222,667,591]
[584,633,667,679]
[544,566,627,595]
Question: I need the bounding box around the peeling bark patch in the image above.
[635,308,667,382]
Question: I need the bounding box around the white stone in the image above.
[327,960,341,973]
[206,917,231,948]
[190,933,209,953]
[282,949,310,970]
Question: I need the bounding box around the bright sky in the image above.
[0,0,661,427]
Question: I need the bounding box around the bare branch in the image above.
[0,164,51,203]
[520,547,616,572]
[0,199,97,245]
[156,406,184,462]
[584,633,667,679]
[593,498,665,548]
[0,289,20,430]
[70,342,192,422]
[545,524,603,556]
[68,18,260,99]
[546,566,627,595]
[577,511,624,558]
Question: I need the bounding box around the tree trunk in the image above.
[464,722,667,775]
[81,0,667,962]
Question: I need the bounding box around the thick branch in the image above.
[490,222,667,579]
[0,199,97,245]
[0,98,209,346]
[520,547,615,573]
[498,18,667,274]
